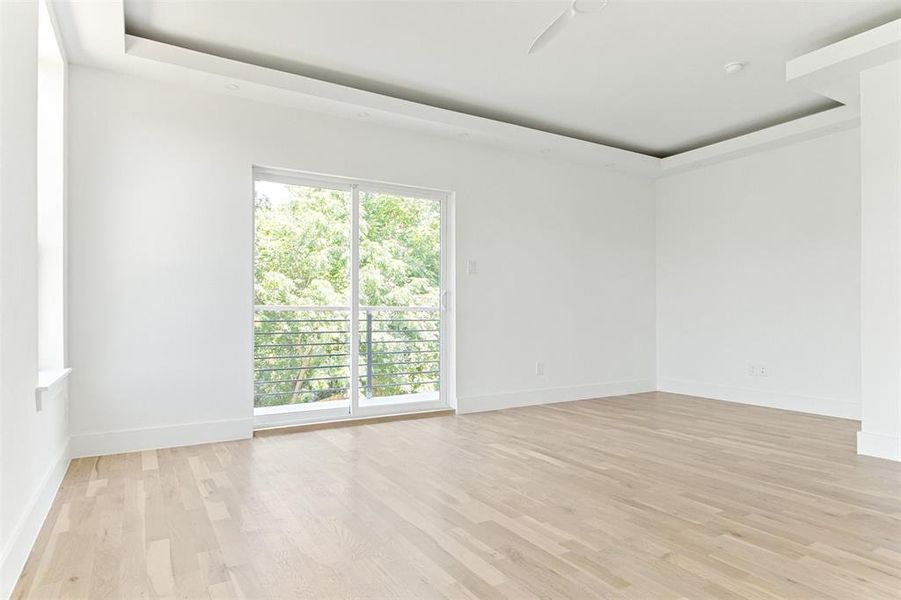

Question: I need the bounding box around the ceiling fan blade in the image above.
[527,4,575,54]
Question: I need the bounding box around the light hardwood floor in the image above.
[12,392,901,599]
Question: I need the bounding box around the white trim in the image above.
[358,182,447,203]
[355,398,447,418]
[254,397,450,429]
[857,431,901,462]
[359,391,438,406]
[249,164,258,439]
[35,367,71,411]
[787,18,901,105]
[0,442,70,600]
[659,106,859,176]
[125,35,658,176]
[350,183,361,417]
[255,405,350,429]
[443,193,457,410]
[253,166,450,201]
[254,399,349,416]
[252,168,354,192]
[657,379,860,420]
[438,191,449,410]
[787,19,901,84]
[69,417,253,458]
[40,0,69,64]
[36,367,71,393]
[457,379,656,414]
[255,407,453,432]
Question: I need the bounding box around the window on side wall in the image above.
[36,0,68,395]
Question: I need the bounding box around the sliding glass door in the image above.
[253,177,353,423]
[253,169,447,427]
[358,191,442,408]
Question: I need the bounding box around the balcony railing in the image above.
[253,305,440,408]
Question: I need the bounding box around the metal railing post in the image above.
[365,310,374,399]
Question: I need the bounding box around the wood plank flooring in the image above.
[12,392,901,599]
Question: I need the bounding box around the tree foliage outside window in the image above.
[254,181,440,408]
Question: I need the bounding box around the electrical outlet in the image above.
[467,260,478,275]
[748,363,768,377]
[536,361,545,376]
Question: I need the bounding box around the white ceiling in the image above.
[118,0,901,157]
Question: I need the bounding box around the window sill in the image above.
[36,367,71,395]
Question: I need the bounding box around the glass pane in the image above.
[359,308,440,407]
[254,180,351,410]
[254,308,351,409]
[358,191,441,407]
[254,181,350,307]
[359,191,440,308]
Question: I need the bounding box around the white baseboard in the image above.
[857,431,901,461]
[657,379,860,420]
[457,379,656,414]
[0,442,71,600]
[69,417,254,458]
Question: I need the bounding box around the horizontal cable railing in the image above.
[254,305,439,408]
[256,304,438,313]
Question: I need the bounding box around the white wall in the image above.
[65,62,864,461]
[858,60,901,460]
[66,66,657,456]
[0,3,70,597]
[656,129,861,419]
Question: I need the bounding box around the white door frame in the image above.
[252,167,453,430]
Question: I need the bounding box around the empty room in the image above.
[3,0,901,598]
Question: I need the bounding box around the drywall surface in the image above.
[0,3,70,597]
[656,129,861,418]
[67,66,656,454]
[858,60,901,460]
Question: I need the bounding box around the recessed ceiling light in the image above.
[357,111,371,119]
[225,82,240,91]
[724,61,747,75]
